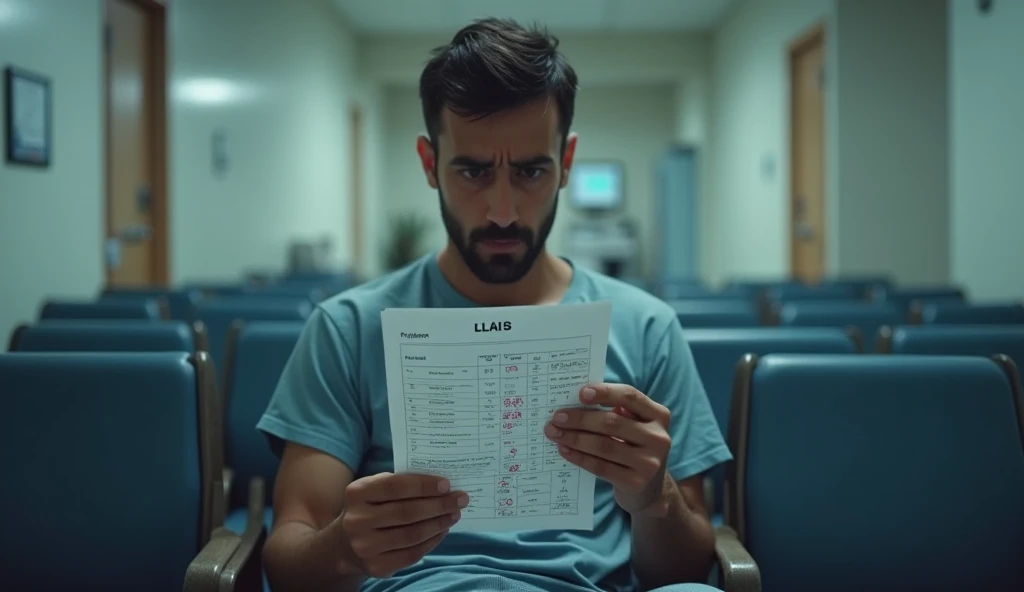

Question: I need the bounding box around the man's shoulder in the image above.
[315,257,434,337]
[575,268,677,332]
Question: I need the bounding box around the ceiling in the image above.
[332,0,735,34]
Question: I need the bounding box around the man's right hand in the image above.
[338,472,469,579]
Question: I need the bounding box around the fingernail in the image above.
[581,387,597,402]
[457,493,469,508]
[451,511,461,524]
[553,412,568,425]
[545,423,562,438]
[438,480,450,494]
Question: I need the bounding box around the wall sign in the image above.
[4,66,52,167]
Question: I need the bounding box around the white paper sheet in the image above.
[381,301,612,532]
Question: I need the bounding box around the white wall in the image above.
[708,0,837,284]
[950,0,1024,300]
[379,84,678,278]
[170,0,358,282]
[835,0,948,285]
[0,0,104,339]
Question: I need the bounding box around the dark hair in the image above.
[419,18,578,148]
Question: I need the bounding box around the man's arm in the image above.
[263,443,364,592]
[630,475,716,590]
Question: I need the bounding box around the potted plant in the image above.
[382,212,430,270]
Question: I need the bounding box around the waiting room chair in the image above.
[0,351,264,591]
[777,301,903,352]
[686,327,857,525]
[8,319,207,353]
[871,285,966,313]
[764,284,859,305]
[913,301,1024,325]
[726,353,1024,592]
[101,287,203,322]
[193,297,312,385]
[221,321,304,536]
[39,298,166,321]
[821,275,892,299]
[878,325,1024,371]
[671,300,762,328]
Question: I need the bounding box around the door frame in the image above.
[350,104,364,279]
[103,0,169,286]
[787,23,826,282]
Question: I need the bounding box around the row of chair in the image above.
[3,319,305,591]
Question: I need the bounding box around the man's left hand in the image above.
[544,383,673,517]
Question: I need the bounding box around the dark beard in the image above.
[438,191,558,285]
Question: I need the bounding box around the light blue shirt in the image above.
[257,254,731,592]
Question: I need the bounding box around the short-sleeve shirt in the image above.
[257,254,731,592]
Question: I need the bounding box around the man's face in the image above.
[417,99,577,284]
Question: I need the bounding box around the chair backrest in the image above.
[918,301,1024,325]
[881,325,1024,371]
[778,301,903,352]
[40,298,164,321]
[873,285,966,312]
[193,297,312,380]
[686,328,857,514]
[9,320,200,353]
[101,287,203,321]
[765,284,859,304]
[670,300,761,328]
[728,354,1024,592]
[0,351,223,592]
[821,275,892,298]
[223,321,304,509]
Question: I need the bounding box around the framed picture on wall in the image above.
[4,66,52,167]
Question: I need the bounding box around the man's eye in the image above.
[460,167,486,180]
[518,167,544,179]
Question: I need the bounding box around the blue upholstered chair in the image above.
[880,325,1024,371]
[765,284,859,305]
[777,301,903,352]
[686,328,857,525]
[193,297,312,383]
[726,354,1024,592]
[39,298,165,321]
[821,275,892,299]
[101,287,203,321]
[916,301,1024,325]
[0,351,263,591]
[222,321,304,536]
[670,300,762,328]
[9,320,205,353]
[871,285,966,313]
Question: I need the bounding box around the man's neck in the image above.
[436,244,573,307]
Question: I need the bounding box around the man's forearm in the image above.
[264,520,365,592]
[630,476,716,590]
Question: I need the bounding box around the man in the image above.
[257,18,731,592]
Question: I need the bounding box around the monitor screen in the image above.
[570,162,623,210]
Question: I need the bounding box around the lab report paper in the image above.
[381,301,612,532]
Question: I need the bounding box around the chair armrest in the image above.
[214,476,269,591]
[223,467,234,504]
[714,526,761,592]
[244,475,266,535]
[183,528,243,592]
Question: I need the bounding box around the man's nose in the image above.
[485,180,518,228]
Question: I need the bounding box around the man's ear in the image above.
[559,132,579,189]
[416,135,439,189]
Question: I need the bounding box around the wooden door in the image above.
[104,0,167,286]
[789,26,826,283]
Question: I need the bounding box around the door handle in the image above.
[794,223,815,240]
[117,225,151,243]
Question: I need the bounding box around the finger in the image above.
[366,528,450,579]
[556,444,638,488]
[546,424,649,470]
[372,510,461,554]
[549,408,653,445]
[579,383,668,423]
[373,491,469,528]
[358,472,451,503]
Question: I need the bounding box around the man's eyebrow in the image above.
[447,155,555,168]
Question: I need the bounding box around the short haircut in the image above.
[419,18,578,149]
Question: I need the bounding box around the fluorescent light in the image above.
[174,78,257,106]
